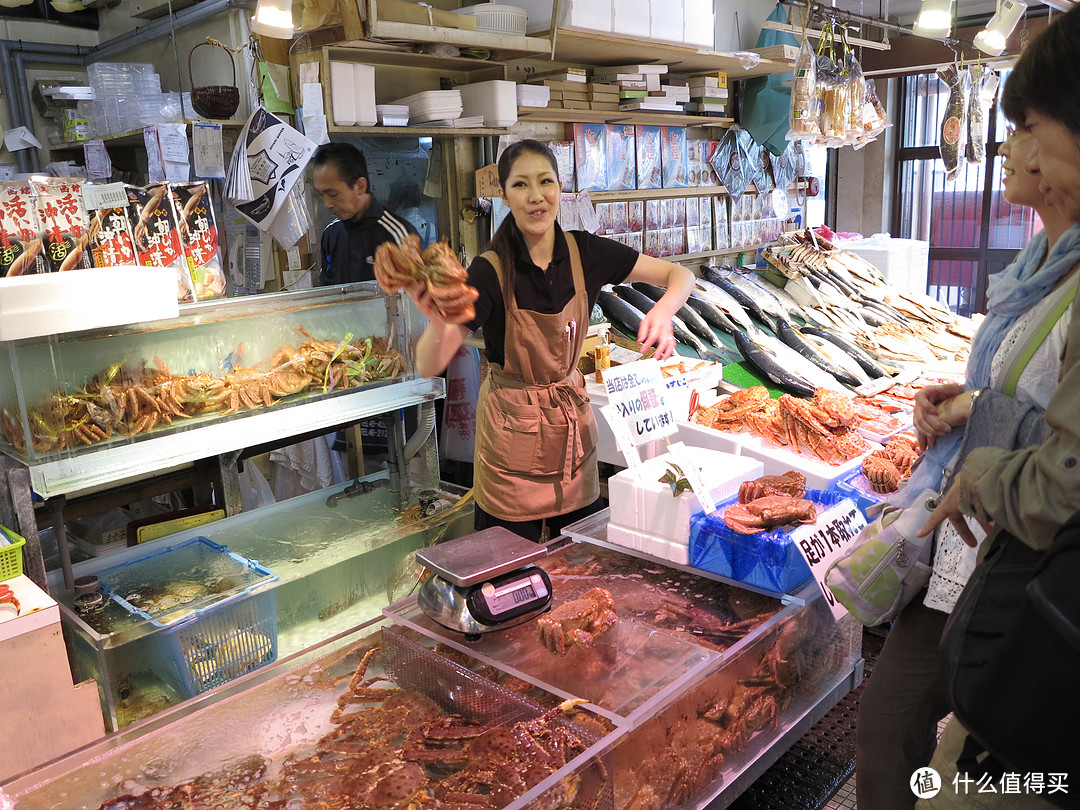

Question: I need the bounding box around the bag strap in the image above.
[1000,272,1080,397]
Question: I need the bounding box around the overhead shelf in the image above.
[516,107,733,128]
[547,29,795,79]
[328,124,509,136]
[363,17,550,61]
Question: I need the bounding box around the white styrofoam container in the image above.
[607,524,691,565]
[839,236,930,294]
[734,431,873,491]
[458,80,518,128]
[516,0,612,34]
[672,419,748,457]
[682,0,713,47]
[612,0,649,37]
[0,267,179,342]
[650,0,683,43]
[329,61,357,126]
[607,447,763,543]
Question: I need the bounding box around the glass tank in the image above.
[55,477,474,732]
[0,283,441,496]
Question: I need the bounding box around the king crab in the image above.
[536,587,618,656]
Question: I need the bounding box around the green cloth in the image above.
[740,3,800,156]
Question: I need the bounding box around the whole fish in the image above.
[701,266,778,331]
[802,333,872,385]
[685,292,740,336]
[612,285,730,362]
[629,281,731,355]
[776,320,863,388]
[709,266,791,329]
[732,330,817,397]
[745,274,811,324]
[750,329,856,394]
[598,289,648,338]
[800,325,892,379]
[693,278,756,333]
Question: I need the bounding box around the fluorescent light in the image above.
[251,0,294,39]
[913,0,954,36]
[974,0,1027,55]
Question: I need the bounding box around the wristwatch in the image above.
[969,388,984,410]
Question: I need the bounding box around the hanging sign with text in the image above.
[598,357,678,468]
[788,498,867,620]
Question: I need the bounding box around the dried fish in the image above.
[938,65,969,181]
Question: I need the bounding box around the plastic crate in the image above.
[451,3,527,34]
[98,536,278,697]
[0,525,25,581]
[689,489,848,593]
[835,468,887,521]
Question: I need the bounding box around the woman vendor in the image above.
[408,139,696,541]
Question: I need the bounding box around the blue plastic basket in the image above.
[835,468,888,521]
[689,488,847,593]
[98,536,278,697]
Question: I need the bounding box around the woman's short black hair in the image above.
[1001,4,1080,135]
[311,142,369,187]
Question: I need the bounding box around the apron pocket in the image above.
[488,399,569,477]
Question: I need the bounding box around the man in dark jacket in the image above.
[312,142,418,285]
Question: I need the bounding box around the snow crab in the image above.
[536,587,618,656]
[374,236,479,325]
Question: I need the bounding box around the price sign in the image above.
[788,498,867,620]
[599,358,678,468]
[661,363,726,421]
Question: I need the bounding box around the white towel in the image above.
[270,438,335,493]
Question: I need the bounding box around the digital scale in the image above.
[416,527,554,640]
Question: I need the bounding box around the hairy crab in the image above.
[723,494,817,535]
[536,587,617,656]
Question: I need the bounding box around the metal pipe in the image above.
[13,51,90,173]
[89,0,249,62]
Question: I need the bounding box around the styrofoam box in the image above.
[682,0,713,47]
[839,236,929,295]
[673,418,750,457]
[607,525,691,565]
[608,447,764,542]
[458,80,518,128]
[516,0,612,34]
[0,267,178,342]
[612,0,649,37]
[650,0,683,43]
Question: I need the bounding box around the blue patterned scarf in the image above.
[890,223,1080,509]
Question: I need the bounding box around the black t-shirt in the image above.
[318,198,419,286]
[465,226,638,366]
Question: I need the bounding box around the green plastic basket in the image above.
[0,525,26,582]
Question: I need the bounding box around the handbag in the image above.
[824,488,939,626]
[189,40,240,120]
[939,513,1080,786]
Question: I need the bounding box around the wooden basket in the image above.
[189,40,240,119]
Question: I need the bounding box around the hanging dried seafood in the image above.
[966,64,1000,165]
[938,64,970,181]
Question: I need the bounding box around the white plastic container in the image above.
[352,63,377,127]
[0,267,179,342]
[450,3,527,35]
[329,61,357,126]
[650,0,683,43]
[516,0,612,34]
[612,0,649,38]
[457,80,518,127]
[682,0,713,47]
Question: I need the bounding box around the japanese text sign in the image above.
[598,357,678,468]
[788,498,867,620]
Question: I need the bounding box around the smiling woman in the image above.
[405,139,696,542]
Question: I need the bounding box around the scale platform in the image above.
[415,527,548,587]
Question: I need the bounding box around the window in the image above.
[892,69,1041,316]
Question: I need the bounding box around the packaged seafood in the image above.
[31,177,93,273]
[127,182,196,303]
[0,181,45,277]
[788,38,821,142]
[965,65,999,165]
[173,181,227,300]
[83,182,138,269]
[938,64,969,181]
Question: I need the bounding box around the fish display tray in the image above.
[689,489,847,593]
[0,524,25,581]
[98,536,278,696]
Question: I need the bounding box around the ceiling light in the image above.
[913,0,954,36]
[251,0,294,39]
[974,0,1027,55]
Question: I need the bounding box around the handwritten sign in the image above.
[788,498,867,620]
[661,363,725,421]
[599,358,678,467]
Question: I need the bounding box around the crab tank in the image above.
[57,477,474,731]
[0,284,425,493]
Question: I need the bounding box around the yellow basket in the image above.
[0,525,25,582]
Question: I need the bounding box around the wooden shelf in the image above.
[548,29,795,79]
[516,107,733,129]
[590,186,733,202]
[327,124,509,136]
[319,43,508,73]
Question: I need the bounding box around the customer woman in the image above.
[408,139,696,542]
[914,9,1080,806]
[855,121,1080,808]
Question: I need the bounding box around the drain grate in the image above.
[723,627,884,810]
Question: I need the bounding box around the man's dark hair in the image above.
[1001,4,1080,135]
[312,142,369,187]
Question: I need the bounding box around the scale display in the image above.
[465,568,552,626]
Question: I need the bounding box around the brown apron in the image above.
[473,233,599,521]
